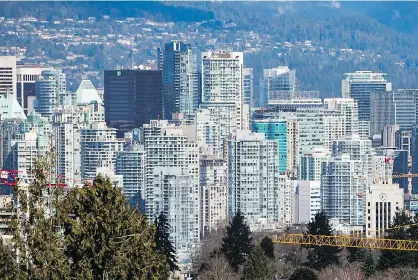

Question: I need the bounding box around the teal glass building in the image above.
[252,119,287,172]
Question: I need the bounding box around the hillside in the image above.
[1,1,417,98]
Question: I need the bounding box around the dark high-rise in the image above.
[104,70,162,137]
[161,41,200,119]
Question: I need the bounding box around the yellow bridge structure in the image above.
[273,234,418,251]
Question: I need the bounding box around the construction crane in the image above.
[273,222,418,251]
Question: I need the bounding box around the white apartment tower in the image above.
[200,51,249,153]
[143,120,200,253]
[80,122,124,180]
[51,106,82,187]
[227,130,280,230]
[200,153,227,236]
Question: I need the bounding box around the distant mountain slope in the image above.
[0,1,214,22]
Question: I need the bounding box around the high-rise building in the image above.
[104,70,162,137]
[243,67,254,107]
[200,153,227,235]
[300,147,330,181]
[80,122,124,180]
[324,98,359,137]
[370,91,395,136]
[75,80,105,125]
[261,66,296,105]
[116,145,146,202]
[252,119,288,173]
[342,71,392,122]
[0,56,16,96]
[382,125,400,148]
[200,51,248,153]
[0,119,22,169]
[16,64,53,115]
[35,69,67,119]
[321,154,367,227]
[227,130,280,230]
[393,89,418,131]
[294,180,321,224]
[195,108,223,156]
[143,120,200,253]
[51,106,82,187]
[162,41,200,119]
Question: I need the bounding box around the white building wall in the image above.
[0,56,16,96]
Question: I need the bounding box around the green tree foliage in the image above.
[220,211,253,272]
[0,238,18,279]
[155,212,179,272]
[347,247,366,263]
[9,157,71,279]
[363,250,376,277]
[260,236,275,259]
[60,174,169,279]
[377,210,418,270]
[304,211,341,270]
[289,267,318,280]
[242,246,275,280]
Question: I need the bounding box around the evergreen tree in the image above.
[362,250,376,277]
[155,212,179,272]
[242,246,275,280]
[347,247,366,263]
[260,236,275,259]
[60,174,169,279]
[289,267,318,280]
[0,238,18,279]
[220,211,253,272]
[9,156,71,279]
[304,211,341,270]
[377,210,414,270]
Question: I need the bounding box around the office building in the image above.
[35,69,67,119]
[104,70,162,137]
[261,66,296,105]
[200,153,227,235]
[0,56,16,96]
[342,71,392,122]
[115,145,146,201]
[80,122,124,180]
[16,64,53,115]
[243,67,254,107]
[370,91,395,136]
[143,120,200,253]
[228,130,280,230]
[366,183,404,237]
[162,41,200,119]
[382,125,400,148]
[393,89,418,131]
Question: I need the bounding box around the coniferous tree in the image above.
[289,267,318,280]
[304,211,341,270]
[362,250,376,277]
[10,156,71,279]
[220,211,253,272]
[155,212,179,272]
[61,174,169,279]
[242,246,275,280]
[377,210,414,270]
[260,236,275,259]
